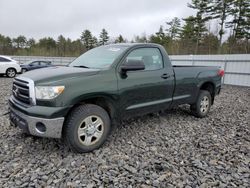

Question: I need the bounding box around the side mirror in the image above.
[120,59,145,72]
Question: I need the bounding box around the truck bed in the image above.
[172,65,220,105]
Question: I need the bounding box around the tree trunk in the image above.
[245,39,249,53]
[234,1,243,38]
[218,1,227,54]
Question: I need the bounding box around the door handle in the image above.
[161,73,170,79]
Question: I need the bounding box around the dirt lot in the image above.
[0,77,249,187]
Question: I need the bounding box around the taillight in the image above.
[218,69,225,77]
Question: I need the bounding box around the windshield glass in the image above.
[69,45,128,69]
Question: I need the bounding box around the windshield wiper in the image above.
[73,65,90,69]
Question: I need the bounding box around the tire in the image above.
[190,90,211,118]
[6,68,16,78]
[22,68,27,73]
[63,104,111,153]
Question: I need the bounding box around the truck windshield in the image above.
[69,45,128,69]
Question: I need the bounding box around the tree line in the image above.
[0,0,249,56]
[0,29,113,57]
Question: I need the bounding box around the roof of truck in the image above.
[107,43,162,48]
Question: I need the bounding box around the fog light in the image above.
[36,122,46,133]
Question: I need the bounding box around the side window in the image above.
[0,57,11,62]
[30,61,39,66]
[40,61,48,66]
[126,48,163,71]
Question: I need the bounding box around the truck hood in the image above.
[19,66,100,84]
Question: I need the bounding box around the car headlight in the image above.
[35,86,65,100]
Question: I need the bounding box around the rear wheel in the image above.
[63,104,111,153]
[190,90,211,118]
[6,68,16,78]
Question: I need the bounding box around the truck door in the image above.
[117,47,175,118]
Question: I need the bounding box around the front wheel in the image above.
[63,104,111,153]
[190,90,211,118]
[6,68,16,78]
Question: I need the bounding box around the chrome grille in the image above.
[13,77,36,106]
[13,78,30,105]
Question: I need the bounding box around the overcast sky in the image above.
[0,0,194,41]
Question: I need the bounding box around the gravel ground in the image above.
[0,77,249,188]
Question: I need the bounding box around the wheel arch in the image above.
[65,94,118,122]
[6,67,17,73]
[199,81,216,104]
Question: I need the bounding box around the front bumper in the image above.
[9,105,64,138]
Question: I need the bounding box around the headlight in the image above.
[35,86,65,100]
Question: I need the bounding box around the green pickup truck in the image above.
[9,43,224,153]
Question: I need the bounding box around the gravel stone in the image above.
[0,77,249,187]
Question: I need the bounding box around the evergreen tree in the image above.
[115,35,125,43]
[134,33,148,43]
[166,17,181,40]
[226,0,250,40]
[71,39,86,56]
[180,16,197,54]
[90,36,98,49]
[81,30,94,50]
[65,38,72,56]
[57,35,67,56]
[180,17,197,40]
[27,38,36,48]
[13,35,27,48]
[156,26,166,39]
[209,0,234,46]
[99,29,109,45]
[0,34,13,54]
[150,26,169,46]
[200,33,220,54]
[38,37,56,50]
[187,0,212,53]
[225,0,250,53]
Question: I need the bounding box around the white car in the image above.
[0,55,21,78]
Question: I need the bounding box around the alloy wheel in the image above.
[200,96,209,113]
[77,115,104,146]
